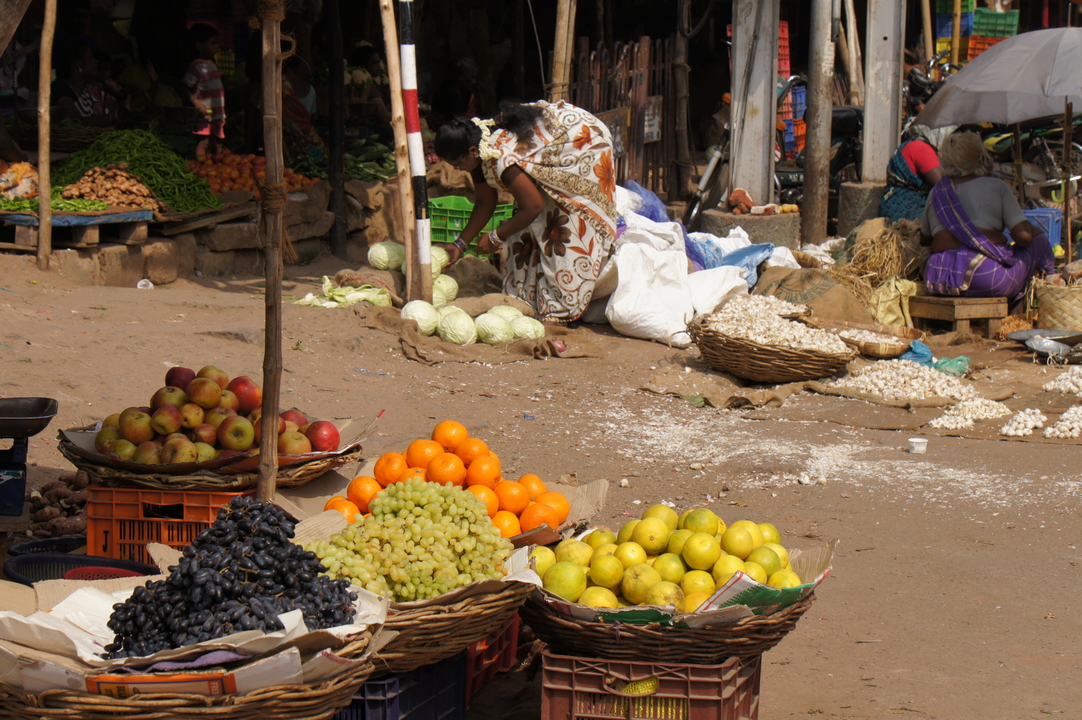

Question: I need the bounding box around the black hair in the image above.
[187,23,219,54]
[349,45,381,68]
[433,101,544,161]
[283,54,307,74]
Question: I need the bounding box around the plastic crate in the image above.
[541,649,761,720]
[776,54,790,77]
[790,86,806,120]
[776,96,792,122]
[936,37,969,58]
[936,0,975,12]
[1025,208,1063,247]
[86,485,252,565]
[972,8,1018,37]
[335,652,466,720]
[3,553,158,587]
[428,196,515,245]
[7,535,86,556]
[793,119,806,153]
[967,34,1008,61]
[778,20,788,40]
[465,613,520,702]
[936,11,973,39]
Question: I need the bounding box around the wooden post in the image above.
[1065,100,1073,263]
[950,0,961,66]
[379,0,417,298]
[36,0,57,271]
[398,0,432,304]
[326,0,347,259]
[921,0,935,65]
[256,3,286,503]
[803,0,836,245]
[550,0,578,101]
[844,0,864,104]
[673,29,692,200]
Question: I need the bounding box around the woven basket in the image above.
[371,580,533,678]
[20,125,109,153]
[0,635,374,720]
[519,593,815,665]
[687,318,856,384]
[802,318,923,359]
[1035,280,1082,331]
[58,440,363,491]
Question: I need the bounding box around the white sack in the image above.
[685,266,749,315]
[764,246,801,269]
[605,243,695,347]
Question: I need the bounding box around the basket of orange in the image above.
[318,420,570,678]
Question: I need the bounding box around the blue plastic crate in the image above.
[790,86,806,119]
[336,653,466,720]
[936,11,973,38]
[1025,208,1063,247]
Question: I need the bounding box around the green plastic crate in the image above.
[429,196,515,245]
[972,8,1018,37]
[935,0,974,14]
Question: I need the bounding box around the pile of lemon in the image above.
[534,504,802,612]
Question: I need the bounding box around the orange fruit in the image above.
[494,480,531,515]
[346,476,382,513]
[537,490,571,524]
[467,485,499,518]
[465,455,502,488]
[454,437,490,466]
[323,495,349,512]
[405,438,444,469]
[325,497,361,522]
[517,473,547,499]
[519,502,561,532]
[427,452,467,486]
[432,420,469,451]
[374,452,409,487]
[492,510,522,538]
[398,466,427,483]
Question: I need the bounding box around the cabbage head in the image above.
[432,273,459,308]
[487,304,524,322]
[430,245,450,277]
[368,241,405,270]
[474,313,514,345]
[438,305,469,321]
[401,300,440,336]
[438,311,478,345]
[511,316,546,340]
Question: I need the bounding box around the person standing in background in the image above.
[183,24,225,157]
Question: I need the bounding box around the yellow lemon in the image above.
[579,586,620,608]
[589,554,626,591]
[712,555,746,584]
[757,522,781,545]
[555,539,594,567]
[745,546,782,578]
[641,503,679,531]
[682,591,712,613]
[720,526,755,559]
[763,542,790,568]
[531,546,556,579]
[616,519,640,545]
[681,532,722,570]
[682,508,720,536]
[631,517,671,555]
[617,596,634,608]
[742,561,768,584]
[613,541,648,568]
[585,528,617,549]
[643,580,685,607]
[767,568,803,588]
[678,508,693,528]
[592,543,618,561]
[646,555,658,566]
[666,529,694,555]
[730,520,764,548]
[543,562,588,601]
[679,570,716,596]
[621,563,662,605]
[652,553,688,584]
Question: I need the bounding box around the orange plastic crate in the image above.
[86,485,253,565]
[465,614,521,704]
[967,34,1008,61]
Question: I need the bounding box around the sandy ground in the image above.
[0,252,1078,720]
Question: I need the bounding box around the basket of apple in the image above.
[56,365,365,492]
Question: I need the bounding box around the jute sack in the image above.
[754,267,875,324]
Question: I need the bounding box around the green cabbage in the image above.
[401,300,440,336]
[438,311,478,345]
[438,305,469,321]
[474,313,514,345]
[368,241,406,270]
[430,245,450,277]
[432,274,459,308]
[487,304,524,322]
[294,277,392,308]
[510,316,546,339]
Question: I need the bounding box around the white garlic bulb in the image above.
[839,329,907,345]
[1041,366,1082,394]
[716,294,808,318]
[1042,405,1082,439]
[999,408,1047,437]
[705,297,848,354]
[929,398,1010,429]
[833,359,977,402]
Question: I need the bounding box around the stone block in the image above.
[345,179,383,210]
[345,231,369,264]
[284,181,331,226]
[142,238,179,285]
[233,249,265,276]
[97,243,145,287]
[174,233,198,278]
[837,181,887,238]
[288,211,335,241]
[195,247,236,277]
[346,195,366,232]
[289,238,323,265]
[699,210,802,251]
[50,248,98,286]
[198,222,259,252]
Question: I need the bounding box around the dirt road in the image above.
[1,253,1076,719]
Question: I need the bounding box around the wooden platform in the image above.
[909,295,1009,338]
[0,210,154,251]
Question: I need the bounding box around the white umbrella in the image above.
[915,28,1082,128]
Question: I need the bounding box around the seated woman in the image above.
[879,125,943,222]
[921,132,1054,302]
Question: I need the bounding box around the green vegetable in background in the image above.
[0,189,109,213]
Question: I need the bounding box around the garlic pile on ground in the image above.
[715,294,809,319]
[1042,405,1082,439]
[928,398,1011,430]
[1000,409,1047,437]
[833,359,977,402]
[839,329,907,345]
[706,297,848,354]
[1041,366,1082,394]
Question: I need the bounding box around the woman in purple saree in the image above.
[920,133,1054,302]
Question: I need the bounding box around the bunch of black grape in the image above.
[102,497,358,659]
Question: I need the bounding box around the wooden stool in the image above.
[909,296,1009,338]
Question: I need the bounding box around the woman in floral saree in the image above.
[435,101,618,322]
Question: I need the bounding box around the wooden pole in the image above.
[379,0,417,297]
[803,0,836,245]
[844,0,864,104]
[35,0,57,271]
[950,0,961,66]
[1065,100,1073,263]
[398,0,432,304]
[550,0,578,101]
[256,4,286,503]
[673,12,692,200]
[921,0,935,65]
[326,0,347,259]
[836,23,854,102]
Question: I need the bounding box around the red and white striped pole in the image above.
[397,0,432,301]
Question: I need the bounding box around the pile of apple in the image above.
[92,365,341,466]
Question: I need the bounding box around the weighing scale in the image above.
[0,398,59,516]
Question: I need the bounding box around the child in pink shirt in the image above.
[183,24,225,156]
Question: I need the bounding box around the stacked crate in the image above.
[968,8,1018,61]
[934,0,974,59]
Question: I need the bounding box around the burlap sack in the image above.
[448,293,535,318]
[444,256,505,298]
[754,267,875,324]
[641,366,805,409]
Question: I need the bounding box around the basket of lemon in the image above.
[518,504,832,665]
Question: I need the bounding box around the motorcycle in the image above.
[903,49,961,119]
[775,104,864,225]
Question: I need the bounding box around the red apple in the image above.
[248,408,264,423]
[164,432,189,444]
[218,389,241,412]
[193,442,217,462]
[279,409,308,428]
[161,438,199,464]
[187,378,223,409]
[119,411,155,445]
[109,439,138,460]
[218,416,256,451]
[151,406,184,436]
[203,406,237,430]
[95,426,121,454]
[304,421,341,452]
[180,403,205,429]
[132,441,163,464]
[226,376,263,416]
[278,430,312,455]
[197,365,230,389]
[102,413,122,429]
[120,406,146,422]
[190,423,219,445]
[253,414,285,444]
[283,420,299,433]
[165,366,197,391]
[150,386,188,411]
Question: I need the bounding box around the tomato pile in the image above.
[187,150,317,194]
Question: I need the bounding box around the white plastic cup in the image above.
[137,279,154,290]
[908,438,928,454]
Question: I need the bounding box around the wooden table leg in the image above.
[986,317,1002,339]
[954,319,971,334]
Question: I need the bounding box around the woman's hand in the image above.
[446,241,465,267]
[477,231,500,255]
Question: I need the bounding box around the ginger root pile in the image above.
[62,164,167,212]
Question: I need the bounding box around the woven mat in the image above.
[640,364,805,409]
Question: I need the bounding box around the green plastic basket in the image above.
[972,8,1018,38]
[429,196,515,245]
[935,0,974,14]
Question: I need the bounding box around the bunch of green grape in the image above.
[304,478,514,602]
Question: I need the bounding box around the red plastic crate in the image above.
[465,613,520,703]
[542,650,761,720]
[86,485,253,565]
